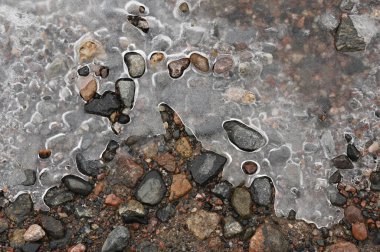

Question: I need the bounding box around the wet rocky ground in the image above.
[0,0,380,251]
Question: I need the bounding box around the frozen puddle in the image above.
[0,0,379,228]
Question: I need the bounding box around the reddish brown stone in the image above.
[115,154,144,188]
[325,241,359,252]
[344,206,364,224]
[38,149,51,159]
[169,174,192,201]
[242,161,258,175]
[68,244,86,252]
[93,181,105,196]
[154,153,177,172]
[105,194,122,207]
[352,222,367,241]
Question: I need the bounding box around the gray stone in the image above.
[329,171,342,184]
[119,200,147,224]
[115,78,136,109]
[62,175,93,196]
[124,52,146,78]
[156,204,175,222]
[5,193,33,223]
[74,205,94,219]
[347,144,360,162]
[101,226,130,252]
[223,120,267,152]
[0,218,8,233]
[335,15,366,52]
[137,241,158,252]
[231,187,252,218]
[40,215,65,239]
[135,170,166,205]
[187,151,227,185]
[250,177,273,207]
[21,243,41,252]
[329,190,347,207]
[332,155,354,169]
[44,187,74,207]
[369,171,380,192]
[211,181,232,199]
[84,91,122,118]
[21,169,36,186]
[76,153,105,177]
[223,216,243,238]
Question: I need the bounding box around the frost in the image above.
[0,0,379,228]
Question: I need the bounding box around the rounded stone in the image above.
[23,224,45,242]
[124,52,146,78]
[231,187,252,218]
[190,53,209,73]
[213,56,234,74]
[135,170,167,206]
[168,58,190,79]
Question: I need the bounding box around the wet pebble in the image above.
[179,2,190,13]
[213,56,234,74]
[325,241,358,252]
[223,216,243,238]
[268,145,291,166]
[344,205,364,224]
[101,226,130,252]
[250,177,273,207]
[124,52,146,78]
[186,210,220,240]
[242,161,258,175]
[231,187,252,218]
[329,190,347,206]
[332,154,354,169]
[74,205,94,219]
[347,144,360,161]
[150,52,165,66]
[223,120,267,152]
[80,78,97,101]
[249,224,288,252]
[119,199,147,224]
[5,194,33,223]
[38,149,51,159]
[127,16,149,33]
[77,65,90,76]
[21,169,36,186]
[329,170,342,184]
[23,224,45,242]
[168,58,190,79]
[41,215,65,239]
[113,154,144,188]
[68,244,86,252]
[95,66,109,78]
[102,140,119,162]
[211,181,232,199]
[10,229,26,248]
[62,175,93,196]
[369,171,380,191]
[135,170,167,205]
[115,78,135,109]
[352,222,367,241]
[21,243,41,252]
[84,91,122,117]
[187,151,227,185]
[0,218,9,233]
[156,204,175,222]
[44,187,74,207]
[175,137,193,158]
[335,15,366,52]
[76,153,105,177]
[169,173,192,201]
[189,53,209,73]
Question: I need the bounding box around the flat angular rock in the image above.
[249,224,289,252]
[76,153,105,177]
[186,210,220,240]
[84,91,122,117]
[335,15,366,52]
[118,199,147,224]
[332,155,354,169]
[44,187,74,207]
[329,170,342,184]
[187,151,227,185]
[113,154,144,188]
[115,78,136,109]
[41,215,65,239]
[5,193,33,223]
[223,120,267,152]
[101,226,130,252]
[135,170,166,205]
[223,216,243,238]
[62,175,93,196]
[347,143,360,162]
[250,177,273,207]
[212,181,232,199]
[124,52,146,78]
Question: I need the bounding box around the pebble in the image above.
[344,133,352,143]
[179,2,190,13]
[242,161,258,175]
[154,153,177,172]
[135,170,167,205]
[344,205,364,224]
[156,204,175,222]
[213,56,234,74]
[169,173,192,201]
[44,187,74,207]
[352,222,367,241]
[119,199,147,224]
[10,229,26,248]
[187,151,227,185]
[189,53,209,73]
[84,91,122,117]
[76,153,105,177]
[74,205,94,218]
[124,52,146,78]
[332,155,354,169]
[118,114,130,124]
[223,216,243,238]
[347,144,360,161]
[68,244,86,252]
[335,15,366,52]
[105,194,123,207]
[40,215,65,239]
[5,193,33,223]
[369,171,380,191]
[329,170,342,184]
[23,224,45,242]
[325,241,359,252]
[102,140,119,162]
[329,190,347,206]
[62,175,93,196]
[150,52,165,66]
[186,210,221,240]
[0,218,9,233]
[115,78,135,109]
[249,224,288,252]
[212,181,232,199]
[114,154,144,188]
[127,16,149,33]
[78,39,106,63]
[38,149,51,159]
[250,177,273,207]
[95,66,109,78]
[101,226,130,252]
[175,137,193,158]
[231,187,252,218]
[268,145,291,166]
[223,120,267,152]
[21,243,41,252]
[168,58,190,78]
[21,169,36,186]
[77,65,90,76]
